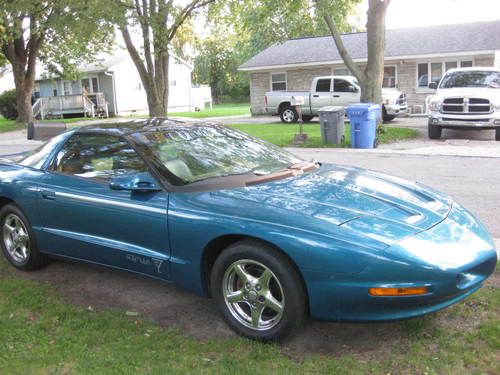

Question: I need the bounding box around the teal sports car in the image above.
[0,119,496,341]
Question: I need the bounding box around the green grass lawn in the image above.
[0,257,498,374]
[0,116,24,133]
[170,103,250,118]
[228,123,418,148]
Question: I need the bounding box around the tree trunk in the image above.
[319,0,390,104]
[11,63,35,124]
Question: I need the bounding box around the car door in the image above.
[35,133,171,279]
[310,78,334,112]
[333,78,360,107]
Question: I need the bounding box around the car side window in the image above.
[334,79,356,93]
[315,79,331,92]
[51,134,147,181]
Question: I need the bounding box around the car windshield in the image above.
[131,125,302,185]
[439,71,500,89]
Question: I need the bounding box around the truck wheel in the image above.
[382,107,395,122]
[280,106,298,123]
[428,121,442,139]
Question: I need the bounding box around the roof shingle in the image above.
[240,20,500,70]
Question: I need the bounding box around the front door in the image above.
[35,133,171,279]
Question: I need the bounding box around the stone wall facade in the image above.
[248,53,496,115]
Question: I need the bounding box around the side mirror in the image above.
[428,82,438,90]
[109,172,162,192]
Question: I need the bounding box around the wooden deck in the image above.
[33,93,109,119]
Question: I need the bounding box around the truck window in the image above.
[315,79,331,92]
[334,79,356,92]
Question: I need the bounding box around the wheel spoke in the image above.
[258,269,272,289]
[251,304,264,328]
[265,293,284,314]
[234,264,253,284]
[226,289,244,303]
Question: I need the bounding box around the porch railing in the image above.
[32,93,108,119]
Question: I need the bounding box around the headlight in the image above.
[429,100,441,111]
[494,103,500,111]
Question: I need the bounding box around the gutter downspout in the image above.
[104,71,118,116]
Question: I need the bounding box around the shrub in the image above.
[0,89,17,120]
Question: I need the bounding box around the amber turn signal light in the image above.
[369,286,429,296]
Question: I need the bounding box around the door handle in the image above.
[333,95,340,98]
[40,190,56,200]
[312,94,319,98]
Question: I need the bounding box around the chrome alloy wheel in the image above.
[222,259,285,331]
[282,109,295,122]
[2,213,30,263]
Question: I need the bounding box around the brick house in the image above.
[239,21,500,115]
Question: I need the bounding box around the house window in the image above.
[63,81,72,95]
[417,59,474,88]
[333,68,351,76]
[271,73,287,91]
[383,66,397,88]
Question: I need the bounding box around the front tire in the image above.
[279,106,298,123]
[428,121,442,139]
[211,240,306,341]
[496,128,500,141]
[382,107,395,122]
[0,204,50,271]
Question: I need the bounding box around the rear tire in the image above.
[279,106,298,123]
[0,204,50,271]
[211,240,306,341]
[428,121,442,139]
[495,128,500,141]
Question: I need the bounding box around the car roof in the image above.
[75,118,219,136]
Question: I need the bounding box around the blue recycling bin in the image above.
[346,103,381,149]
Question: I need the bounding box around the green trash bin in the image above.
[318,106,345,144]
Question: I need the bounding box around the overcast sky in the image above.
[353,0,500,29]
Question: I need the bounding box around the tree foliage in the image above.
[194,0,360,102]
[0,0,115,123]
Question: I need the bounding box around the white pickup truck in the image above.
[427,67,500,140]
[264,75,407,123]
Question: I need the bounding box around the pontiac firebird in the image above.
[0,119,496,341]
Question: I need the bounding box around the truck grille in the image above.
[397,93,406,105]
[441,97,492,114]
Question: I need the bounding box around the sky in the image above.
[352,0,500,29]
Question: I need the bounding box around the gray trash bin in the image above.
[318,106,345,144]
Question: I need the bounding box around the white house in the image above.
[1,49,212,118]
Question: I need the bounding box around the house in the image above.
[1,49,212,119]
[239,20,500,115]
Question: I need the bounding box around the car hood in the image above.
[381,88,403,101]
[433,87,500,103]
[213,164,453,246]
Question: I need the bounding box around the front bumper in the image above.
[305,203,497,322]
[385,103,408,116]
[429,111,500,129]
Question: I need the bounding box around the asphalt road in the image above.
[288,149,500,239]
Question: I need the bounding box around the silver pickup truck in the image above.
[264,75,407,123]
[427,67,500,140]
